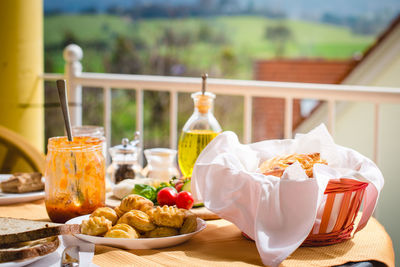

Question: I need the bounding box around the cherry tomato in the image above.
[157,187,177,206]
[176,191,194,210]
[175,182,184,192]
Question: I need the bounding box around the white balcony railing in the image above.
[41,45,400,163]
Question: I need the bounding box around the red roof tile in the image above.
[254,59,357,84]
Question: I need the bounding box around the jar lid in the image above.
[110,138,137,154]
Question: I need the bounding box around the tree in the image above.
[265,24,293,58]
[107,36,143,74]
[220,46,237,77]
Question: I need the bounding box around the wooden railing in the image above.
[41,44,400,163]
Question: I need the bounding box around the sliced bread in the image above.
[0,217,80,246]
[0,236,59,263]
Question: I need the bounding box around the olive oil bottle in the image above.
[178,130,219,177]
[178,74,222,178]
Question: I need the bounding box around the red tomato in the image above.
[157,187,177,206]
[175,182,184,192]
[176,191,194,210]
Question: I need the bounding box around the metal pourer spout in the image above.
[201,73,208,95]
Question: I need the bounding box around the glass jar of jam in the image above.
[44,136,105,223]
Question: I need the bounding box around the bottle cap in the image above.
[191,92,215,114]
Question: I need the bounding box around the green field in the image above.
[44,14,375,147]
[45,14,374,79]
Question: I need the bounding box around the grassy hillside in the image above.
[45,14,374,78]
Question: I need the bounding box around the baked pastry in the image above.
[81,216,112,236]
[104,223,139,239]
[259,153,327,178]
[0,173,44,193]
[119,194,154,213]
[180,213,197,235]
[146,227,179,238]
[90,207,118,225]
[150,206,185,228]
[114,206,125,218]
[117,210,156,232]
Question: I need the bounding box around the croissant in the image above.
[119,194,154,213]
[118,210,156,232]
[90,207,118,225]
[81,216,112,236]
[260,153,327,178]
[150,205,185,228]
[104,223,139,239]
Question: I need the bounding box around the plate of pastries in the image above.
[66,194,206,249]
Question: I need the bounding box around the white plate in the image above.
[66,215,207,249]
[0,175,44,205]
[0,240,59,267]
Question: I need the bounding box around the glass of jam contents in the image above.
[108,138,142,184]
[72,125,106,159]
[45,136,106,223]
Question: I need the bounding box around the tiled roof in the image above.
[254,59,357,84]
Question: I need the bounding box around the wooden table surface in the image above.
[0,199,395,267]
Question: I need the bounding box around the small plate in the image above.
[0,175,44,205]
[66,215,206,249]
[0,256,46,267]
[0,239,59,267]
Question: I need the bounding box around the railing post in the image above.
[284,97,293,139]
[63,44,83,126]
[170,91,178,149]
[328,100,336,137]
[136,89,144,166]
[373,103,380,164]
[243,95,252,144]
[103,86,112,164]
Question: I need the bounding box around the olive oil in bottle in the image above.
[178,130,219,178]
[178,74,222,178]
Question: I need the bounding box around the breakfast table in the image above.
[0,199,394,267]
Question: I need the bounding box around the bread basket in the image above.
[302,178,369,246]
[241,178,371,247]
[192,126,383,265]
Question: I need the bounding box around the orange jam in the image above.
[45,136,105,223]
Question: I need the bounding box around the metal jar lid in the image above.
[110,138,137,155]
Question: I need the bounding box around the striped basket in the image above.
[302,178,369,246]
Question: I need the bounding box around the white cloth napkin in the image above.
[30,235,98,267]
[192,124,384,267]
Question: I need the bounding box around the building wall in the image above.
[336,52,400,263]
[297,32,400,262]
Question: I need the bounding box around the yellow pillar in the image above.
[0,0,44,152]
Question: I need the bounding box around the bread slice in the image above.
[0,173,44,193]
[0,217,80,246]
[0,236,59,263]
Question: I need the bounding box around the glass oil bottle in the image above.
[178,74,222,178]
